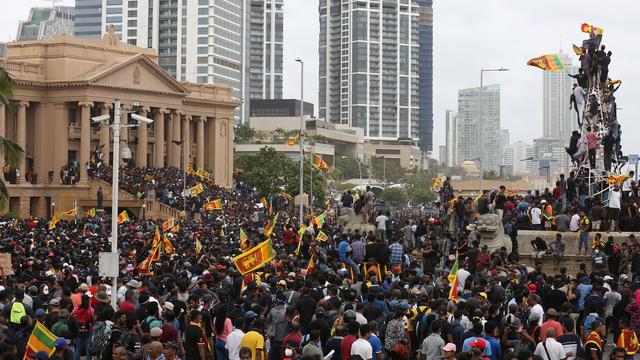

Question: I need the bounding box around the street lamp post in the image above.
[172,140,187,216]
[92,100,153,310]
[479,67,509,195]
[295,58,304,222]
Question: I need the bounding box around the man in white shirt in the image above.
[528,294,544,326]
[534,328,571,360]
[569,213,580,232]
[351,330,373,360]
[531,206,542,230]
[608,185,622,232]
[226,318,246,360]
[375,212,389,242]
[457,266,471,293]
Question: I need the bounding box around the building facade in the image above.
[319,0,421,141]
[249,99,313,117]
[457,85,501,173]
[1,35,237,217]
[73,0,283,123]
[543,51,577,139]
[533,137,565,176]
[445,109,457,167]
[17,6,75,41]
[502,141,533,176]
[417,0,433,152]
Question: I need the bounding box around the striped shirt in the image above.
[389,243,404,266]
[351,240,366,263]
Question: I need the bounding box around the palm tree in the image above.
[0,66,25,212]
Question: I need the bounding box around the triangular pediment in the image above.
[83,54,189,95]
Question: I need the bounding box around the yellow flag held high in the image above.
[202,199,223,211]
[188,183,204,197]
[171,224,180,233]
[314,154,330,172]
[196,168,210,179]
[316,230,329,242]
[153,227,161,248]
[117,210,129,224]
[49,212,60,230]
[162,235,174,254]
[286,134,299,147]
[186,166,196,176]
[263,212,279,238]
[232,239,276,275]
[195,238,203,255]
[240,228,250,251]
[162,218,175,232]
[220,228,225,237]
[85,208,96,217]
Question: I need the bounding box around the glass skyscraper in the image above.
[417,0,433,152]
[74,0,283,123]
[319,0,423,142]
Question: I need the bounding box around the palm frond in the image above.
[0,137,24,167]
[0,67,15,107]
[0,178,8,213]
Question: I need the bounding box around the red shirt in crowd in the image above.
[341,335,356,360]
[119,300,136,313]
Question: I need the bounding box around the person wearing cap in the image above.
[71,283,89,310]
[442,343,456,360]
[163,341,180,360]
[45,298,61,329]
[534,327,569,360]
[540,309,564,342]
[51,338,73,360]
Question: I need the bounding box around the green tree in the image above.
[234,123,255,143]
[370,157,405,183]
[483,170,499,180]
[0,67,24,212]
[334,156,365,181]
[284,159,327,204]
[235,147,292,197]
[381,187,408,206]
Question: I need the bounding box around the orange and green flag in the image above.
[448,254,459,303]
[572,44,583,56]
[85,208,96,217]
[306,256,315,276]
[117,210,129,224]
[311,213,326,228]
[316,230,328,242]
[233,239,276,275]
[581,22,604,36]
[263,212,279,238]
[527,54,564,72]
[314,154,330,172]
[240,228,250,251]
[295,225,306,255]
[23,322,57,359]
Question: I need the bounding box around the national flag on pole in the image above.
[316,230,329,242]
[85,208,96,217]
[448,254,459,303]
[117,210,129,224]
[162,235,174,254]
[152,226,161,248]
[581,22,604,36]
[543,204,555,222]
[188,183,204,196]
[170,224,180,233]
[527,54,565,72]
[295,225,306,255]
[49,212,60,230]
[196,168,210,179]
[186,166,196,176]
[306,256,315,276]
[138,245,159,274]
[286,134,299,147]
[240,228,250,251]
[232,239,276,275]
[202,199,222,211]
[23,322,57,359]
[195,238,203,254]
[263,212,279,238]
[314,154,330,172]
[311,213,326,228]
[162,218,175,232]
[608,174,631,185]
[61,208,77,217]
[572,44,583,56]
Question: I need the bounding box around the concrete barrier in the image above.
[516,230,636,255]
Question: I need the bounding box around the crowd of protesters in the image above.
[0,165,640,360]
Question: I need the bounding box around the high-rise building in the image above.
[445,110,457,167]
[17,6,75,41]
[438,145,447,165]
[73,0,283,123]
[319,0,421,142]
[502,141,533,176]
[417,0,433,152]
[543,51,577,139]
[533,137,565,176]
[457,85,501,173]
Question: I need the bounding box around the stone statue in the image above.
[103,24,118,46]
[475,213,512,254]
[338,207,376,235]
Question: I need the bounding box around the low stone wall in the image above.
[515,230,635,255]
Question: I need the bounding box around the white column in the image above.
[78,101,94,184]
[137,107,150,167]
[16,101,29,183]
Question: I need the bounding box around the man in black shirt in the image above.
[294,287,316,334]
[494,186,507,219]
[184,310,206,360]
[341,191,353,208]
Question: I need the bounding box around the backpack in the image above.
[376,312,394,343]
[117,330,138,352]
[51,320,69,337]
[88,321,113,356]
[140,316,156,333]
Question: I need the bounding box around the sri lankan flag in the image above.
[49,212,60,230]
[286,134,299,147]
[62,207,77,217]
[263,212,279,238]
[152,227,161,248]
[203,199,222,211]
[232,239,275,275]
[572,44,583,56]
[85,208,96,217]
[23,322,57,359]
[196,167,210,179]
[311,213,326,228]
[162,218,175,232]
[186,166,196,176]
[240,228,250,251]
[162,235,174,254]
[305,256,315,276]
[117,210,129,224]
[527,54,564,72]
[448,253,459,303]
[543,204,555,222]
[138,245,159,274]
[581,22,604,36]
[295,226,306,255]
[188,183,204,196]
[316,230,329,242]
[608,174,630,185]
[314,154,330,172]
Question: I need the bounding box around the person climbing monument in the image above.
[570,84,586,127]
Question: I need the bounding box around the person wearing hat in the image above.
[163,341,180,360]
[540,309,564,342]
[442,343,456,360]
[94,291,115,322]
[71,283,89,310]
[50,338,73,360]
[35,350,50,360]
[45,298,61,329]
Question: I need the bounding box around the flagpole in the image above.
[296,58,304,227]
[110,99,121,310]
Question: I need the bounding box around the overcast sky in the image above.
[3,1,639,157]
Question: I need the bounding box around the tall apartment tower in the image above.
[542,51,577,140]
[417,0,433,152]
[457,85,501,173]
[319,0,421,142]
[445,110,457,167]
[73,0,283,123]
